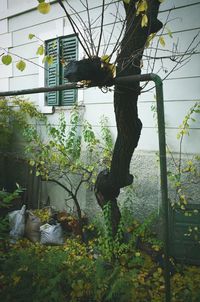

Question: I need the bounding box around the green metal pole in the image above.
[151,74,171,302]
[115,74,171,302]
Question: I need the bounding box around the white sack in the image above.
[8,205,26,242]
[40,223,63,245]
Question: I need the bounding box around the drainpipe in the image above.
[0,73,170,302]
[115,73,170,302]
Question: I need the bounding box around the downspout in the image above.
[115,73,170,302]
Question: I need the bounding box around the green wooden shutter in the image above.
[46,39,59,106]
[60,35,78,106]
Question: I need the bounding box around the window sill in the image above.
[54,104,85,112]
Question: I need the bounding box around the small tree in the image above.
[0,98,113,238]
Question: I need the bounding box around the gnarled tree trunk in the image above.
[95,0,163,236]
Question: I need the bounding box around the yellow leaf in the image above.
[108,63,116,77]
[141,14,148,27]
[166,28,173,38]
[153,245,160,251]
[145,33,156,47]
[42,55,53,65]
[2,54,12,65]
[16,60,26,71]
[101,55,110,63]
[157,267,162,274]
[159,36,166,47]
[28,33,35,39]
[135,252,141,257]
[36,45,44,56]
[37,2,51,14]
[137,0,148,14]
[13,275,21,286]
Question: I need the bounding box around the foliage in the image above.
[0,216,200,302]
[94,196,163,265]
[166,102,200,243]
[32,208,52,224]
[149,100,200,244]
[23,105,113,232]
[0,239,94,302]
[0,97,45,150]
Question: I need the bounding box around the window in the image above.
[45,34,78,106]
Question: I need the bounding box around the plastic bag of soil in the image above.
[40,223,64,245]
[8,205,26,242]
[25,211,41,243]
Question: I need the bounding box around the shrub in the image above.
[1,217,200,302]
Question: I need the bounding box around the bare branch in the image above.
[85,0,96,56]
[58,0,91,58]
[96,0,105,57]
[103,1,120,56]
[64,0,95,55]
[162,31,200,82]
[48,178,72,196]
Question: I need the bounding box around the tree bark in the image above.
[95,0,162,237]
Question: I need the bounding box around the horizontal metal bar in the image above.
[0,74,156,97]
[0,82,83,97]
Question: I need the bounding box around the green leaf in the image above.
[37,0,45,3]
[123,0,131,3]
[16,60,26,71]
[1,54,12,65]
[42,55,53,65]
[28,33,35,39]
[29,160,35,166]
[37,2,51,14]
[36,45,44,56]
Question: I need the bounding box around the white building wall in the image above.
[0,0,200,152]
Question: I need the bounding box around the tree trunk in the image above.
[95,0,162,236]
